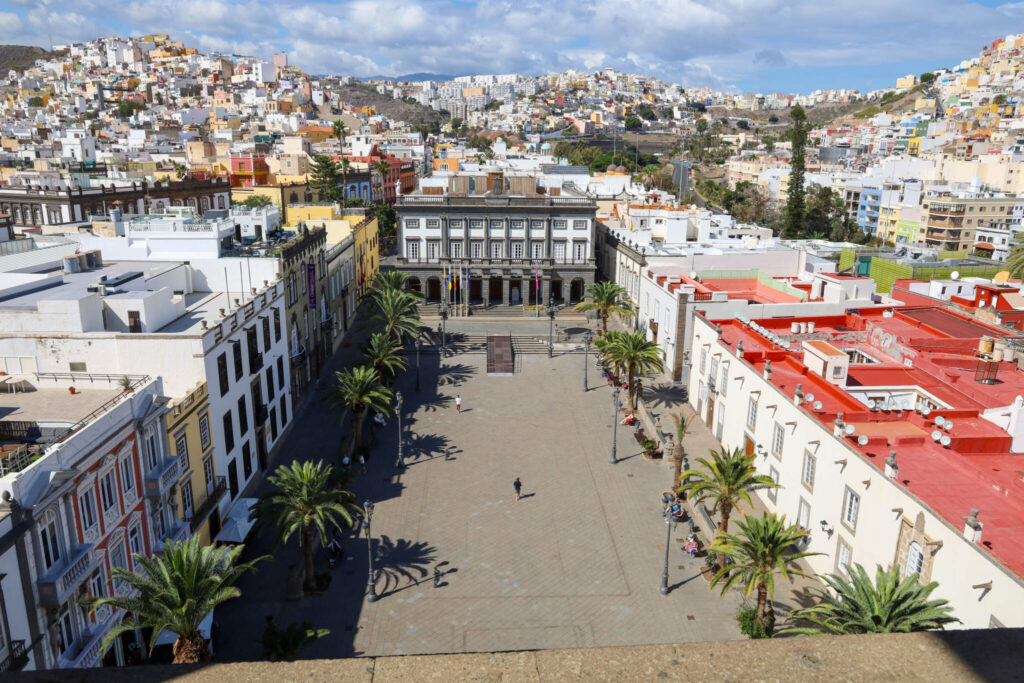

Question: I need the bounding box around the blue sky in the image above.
[2,0,1023,93]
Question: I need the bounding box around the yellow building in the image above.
[344,210,379,295]
[907,137,922,156]
[165,382,224,546]
[231,182,311,212]
[895,75,916,89]
[285,202,339,226]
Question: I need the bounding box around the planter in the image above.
[644,449,663,460]
[68,387,76,395]
[701,565,714,582]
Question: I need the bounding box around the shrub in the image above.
[736,604,769,639]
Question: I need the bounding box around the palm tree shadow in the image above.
[403,432,457,463]
[438,362,477,386]
[407,394,452,413]
[644,382,688,410]
[373,535,438,595]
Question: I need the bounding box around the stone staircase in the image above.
[410,334,586,355]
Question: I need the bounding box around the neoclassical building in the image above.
[396,194,598,307]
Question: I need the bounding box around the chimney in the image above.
[763,359,772,380]
[794,383,804,406]
[833,412,845,438]
[884,451,898,479]
[962,509,983,543]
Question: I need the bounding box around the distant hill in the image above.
[0,44,65,75]
[323,83,449,126]
[368,73,456,83]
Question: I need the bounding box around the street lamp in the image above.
[414,338,420,392]
[395,391,404,469]
[362,500,378,602]
[583,331,592,392]
[440,308,448,352]
[611,387,621,464]
[547,297,556,358]
[659,511,672,595]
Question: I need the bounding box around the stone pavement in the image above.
[215,327,747,662]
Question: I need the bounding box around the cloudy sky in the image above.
[3,0,1023,92]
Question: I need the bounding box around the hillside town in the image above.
[0,28,1021,675]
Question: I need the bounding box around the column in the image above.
[484,214,491,263]
[502,277,510,306]
[541,277,551,308]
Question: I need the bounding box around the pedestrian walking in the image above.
[359,454,366,473]
[455,394,462,413]
[342,455,350,468]
[514,477,522,501]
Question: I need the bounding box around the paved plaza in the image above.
[216,328,748,660]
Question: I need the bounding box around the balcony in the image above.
[144,457,181,500]
[37,544,95,608]
[249,351,263,373]
[152,517,190,555]
[290,344,307,368]
[319,313,333,331]
[188,476,227,534]
[57,619,109,670]
[0,640,28,674]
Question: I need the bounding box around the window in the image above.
[70,362,87,372]
[199,414,211,451]
[79,489,97,531]
[238,396,249,435]
[247,327,260,370]
[405,218,420,229]
[719,364,728,397]
[471,241,482,258]
[266,366,275,401]
[573,242,586,261]
[797,498,811,530]
[280,395,288,426]
[406,241,420,260]
[511,242,523,259]
[227,459,239,499]
[573,219,588,229]
[449,241,463,258]
[128,523,142,556]
[699,348,707,373]
[277,357,285,392]
[100,470,117,513]
[531,242,543,259]
[217,353,229,396]
[426,241,439,260]
[273,307,281,342]
[771,423,784,458]
[767,467,780,503]
[906,541,924,577]
[223,411,235,453]
[109,540,128,582]
[242,442,253,480]
[490,242,502,258]
[842,487,860,530]
[233,341,243,380]
[746,397,758,430]
[426,219,440,228]
[181,481,194,519]
[55,608,75,656]
[262,316,271,350]
[120,457,135,495]
[39,511,62,570]
[708,357,719,390]
[553,220,566,229]
[802,451,816,491]
[145,432,158,470]
[175,432,189,468]
[270,406,279,440]
[837,538,852,576]
[507,220,521,229]
[554,242,565,262]
[127,310,142,333]
[88,568,106,603]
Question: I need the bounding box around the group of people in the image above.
[664,499,701,558]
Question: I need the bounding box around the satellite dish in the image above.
[844,424,856,435]
[857,435,869,446]
[934,415,946,426]
[868,398,877,409]
[922,407,931,416]
[902,398,912,409]
[994,271,1011,285]
[931,430,942,441]
[940,435,952,446]
[805,393,815,403]
[950,271,960,280]
[813,400,823,410]
[945,421,954,431]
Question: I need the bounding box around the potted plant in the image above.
[68,385,76,395]
[641,438,662,459]
[120,376,134,393]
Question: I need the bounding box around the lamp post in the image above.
[611,387,621,464]
[362,500,378,602]
[414,338,420,392]
[583,331,592,392]
[395,391,404,469]
[659,511,672,595]
[547,298,556,358]
[440,308,448,352]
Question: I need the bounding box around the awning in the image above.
[973,242,995,250]
[214,498,258,544]
[155,609,214,648]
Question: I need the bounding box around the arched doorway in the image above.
[488,277,502,305]
[550,279,563,304]
[469,277,483,304]
[509,277,522,305]
[570,278,586,304]
[408,277,422,295]
[426,277,441,302]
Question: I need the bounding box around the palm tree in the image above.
[331,119,347,151]
[252,460,361,593]
[374,159,391,191]
[670,413,691,488]
[371,270,416,298]
[339,157,353,206]
[174,162,188,180]
[678,447,778,566]
[372,287,421,343]
[80,537,266,664]
[710,513,817,637]
[362,331,408,381]
[261,620,330,661]
[326,365,393,460]
[784,563,959,635]
[597,330,663,409]
[574,281,632,335]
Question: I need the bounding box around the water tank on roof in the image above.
[62,256,81,274]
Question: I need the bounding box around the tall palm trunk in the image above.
[348,405,366,461]
[756,580,775,636]
[628,365,637,409]
[341,168,348,206]
[672,442,685,488]
[717,500,734,569]
[302,523,318,592]
[601,310,608,335]
[173,633,210,664]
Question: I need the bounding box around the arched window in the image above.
[468,177,476,193]
[291,322,299,351]
[906,541,924,577]
[39,508,63,570]
[216,195,226,210]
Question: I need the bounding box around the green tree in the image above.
[784,104,808,237]
[919,72,935,83]
[709,513,817,637]
[331,119,347,149]
[372,270,412,293]
[118,100,145,118]
[736,119,750,130]
[993,94,1007,105]
[361,331,408,381]
[339,157,353,205]
[80,537,266,664]
[253,460,360,593]
[670,413,691,488]
[573,281,632,335]
[785,563,959,635]
[595,330,664,409]
[804,185,852,241]
[238,194,273,208]
[309,155,341,202]
[174,162,188,180]
[326,365,393,460]
[637,105,657,121]
[1005,232,1024,278]
[768,114,779,123]
[371,287,421,343]
[261,620,330,661]
[624,115,642,131]
[27,95,45,107]
[678,447,778,567]
[449,117,463,134]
